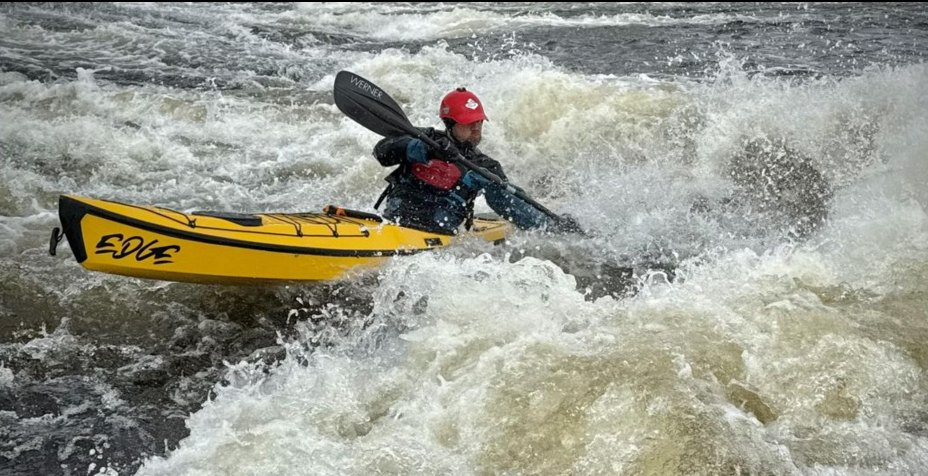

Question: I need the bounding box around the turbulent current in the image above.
[1,3,927,475]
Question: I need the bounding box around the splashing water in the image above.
[1,3,927,475]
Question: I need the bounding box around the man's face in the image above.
[451,120,483,146]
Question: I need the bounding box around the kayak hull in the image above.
[56,195,510,284]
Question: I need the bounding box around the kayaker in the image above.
[372,87,581,234]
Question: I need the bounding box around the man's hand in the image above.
[460,170,491,189]
[430,136,461,162]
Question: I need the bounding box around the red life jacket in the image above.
[411,159,462,190]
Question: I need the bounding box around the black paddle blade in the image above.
[334,71,416,138]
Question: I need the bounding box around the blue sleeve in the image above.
[405,139,428,164]
[484,182,552,230]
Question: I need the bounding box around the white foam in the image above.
[20,321,81,361]
[138,241,928,474]
[0,364,13,388]
[291,5,769,42]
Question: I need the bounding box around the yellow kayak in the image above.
[51,194,511,284]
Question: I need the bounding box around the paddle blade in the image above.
[334,71,416,138]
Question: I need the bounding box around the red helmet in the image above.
[439,87,487,125]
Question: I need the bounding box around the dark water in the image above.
[1,3,927,475]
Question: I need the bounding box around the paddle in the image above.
[333,70,569,226]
